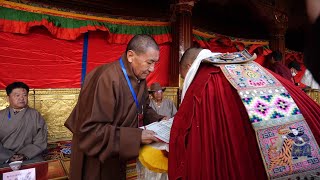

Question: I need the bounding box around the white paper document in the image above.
[3,168,36,180]
[141,118,174,143]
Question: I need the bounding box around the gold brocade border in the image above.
[0,0,170,26]
[0,87,179,142]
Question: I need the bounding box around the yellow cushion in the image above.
[138,145,168,173]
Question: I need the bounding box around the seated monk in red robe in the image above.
[169,48,320,179]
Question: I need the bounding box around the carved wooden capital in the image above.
[172,0,195,15]
[271,9,288,33]
[273,10,288,24]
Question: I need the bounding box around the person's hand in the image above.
[9,154,24,163]
[141,130,159,144]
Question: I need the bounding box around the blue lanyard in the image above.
[8,110,11,120]
[119,58,139,110]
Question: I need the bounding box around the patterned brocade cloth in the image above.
[214,52,320,179]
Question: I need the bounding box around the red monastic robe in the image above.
[169,64,320,180]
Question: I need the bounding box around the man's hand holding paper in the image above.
[141,130,159,144]
[141,118,174,143]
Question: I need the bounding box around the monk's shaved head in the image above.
[180,47,203,66]
[179,47,203,79]
[126,34,160,80]
[126,34,159,55]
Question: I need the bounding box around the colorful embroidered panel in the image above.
[220,62,304,129]
[219,61,320,179]
[239,87,303,129]
[203,49,256,64]
[257,121,320,179]
[220,62,281,90]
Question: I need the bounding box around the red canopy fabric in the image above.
[247,44,272,65]
[0,30,171,89]
[86,31,171,87]
[0,28,84,89]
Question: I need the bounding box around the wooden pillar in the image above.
[250,0,288,61]
[268,9,288,62]
[169,0,195,86]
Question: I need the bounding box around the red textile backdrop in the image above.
[86,31,170,87]
[0,28,83,89]
[0,29,170,89]
[247,44,272,65]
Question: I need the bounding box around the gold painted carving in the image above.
[34,89,80,142]
[0,87,179,142]
[305,89,320,105]
[163,87,179,108]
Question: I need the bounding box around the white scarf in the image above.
[181,49,221,101]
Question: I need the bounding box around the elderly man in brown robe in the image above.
[0,82,47,166]
[65,35,165,180]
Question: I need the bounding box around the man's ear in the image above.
[127,50,134,63]
[187,63,192,69]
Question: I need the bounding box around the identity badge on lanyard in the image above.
[119,58,144,127]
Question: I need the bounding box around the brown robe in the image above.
[65,55,163,180]
[0,107,47,164]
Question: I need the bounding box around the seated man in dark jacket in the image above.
[0,82,47,166]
